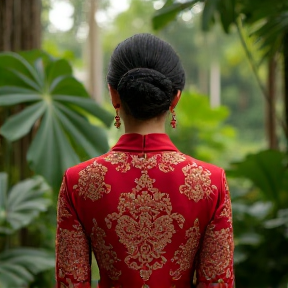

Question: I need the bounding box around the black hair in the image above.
[107,33,185,120]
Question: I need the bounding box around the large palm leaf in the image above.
[0,51,113,190]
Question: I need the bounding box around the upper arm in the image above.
[55,174,91,287]
[195,170,234,288]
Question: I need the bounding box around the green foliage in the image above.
[228,150,288,207]
[228,150,288,287]
[0,51,113,190]
[0,173,51,234]
[0,173,54,288]
[168,91,236,165]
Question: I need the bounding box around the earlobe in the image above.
[108,84,121,108]
[170,90,182,111]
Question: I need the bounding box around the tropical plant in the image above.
[0,50,113,191]
[0,172,54,288]
[167,91,236,166]
[152,0,288,143]
[228,150,288,287]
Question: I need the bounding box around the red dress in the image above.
[56,133,234,288]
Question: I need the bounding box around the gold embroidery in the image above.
[91,219,121,280]
[105,173,185,281]
[57,180,72,222]
[158,152,186,173]
[59,279,73,288]
[73,161,111,201]
[180,163,217,202]
[199,224,234,281]
[170,219,201,280]
[220,176,232,224]
[57,223,90,282]
[131,154,158,170]
[105,152,130,172]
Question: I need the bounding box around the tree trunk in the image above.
[86,0,103,103]
[266,57,278,149]
[0,0,41,51]
[283,33,288,147]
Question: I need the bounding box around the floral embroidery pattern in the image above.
[105,152,130,173]
[73,161,111,201]
[220,176,232,224]
[158,152,186,173]
[131,154,158,170]
[180,163,217,202]
[198,224,234,281]
[170,219,201,280]
[57,180,72,222]
[90,219,121,280]
[105,173,185,281]
[57,223,90,282]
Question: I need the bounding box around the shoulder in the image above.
[64,152,111,180]
[182,153,224,174]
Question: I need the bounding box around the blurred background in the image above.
[0,0,287,287]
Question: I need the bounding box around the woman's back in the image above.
[56,133,233,288]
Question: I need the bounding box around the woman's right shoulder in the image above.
[64,152,111,179]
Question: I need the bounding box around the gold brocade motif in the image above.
[57,180,72,222]
[180,163,217,202]
[158,152,186,173]
[131,154,158,170]
[220,176,232,224]
[73,161,111,201]
[105,173,185,281]
[60,279,73,288]
[105,152,130,172]
[199,224,234,281]
[170,219,201,280]
[106,152,186,173]
[91,219,121,280]
[57,223,90,282]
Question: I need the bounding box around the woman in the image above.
[56,33,234,288]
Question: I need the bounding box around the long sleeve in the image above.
[195,171,234,288]
[55,173,91,288]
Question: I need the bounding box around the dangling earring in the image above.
[170,109,176,128]
[114,104,121,129]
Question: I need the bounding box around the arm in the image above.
[195,171,234,288]
[55,173,91,288]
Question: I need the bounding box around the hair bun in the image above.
[117,68,174,120]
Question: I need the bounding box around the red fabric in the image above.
[56,133,234,288]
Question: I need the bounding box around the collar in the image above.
[111,133,179,153]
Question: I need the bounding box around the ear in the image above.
[108,84,121,108]
[170,90,181,111]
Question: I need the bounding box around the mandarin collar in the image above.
[111,133,178,153]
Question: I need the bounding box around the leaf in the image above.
[202,0,219,31]
[53,95,113,127]
[0,248,54,288]
[0,51,112,191]
[0,174,51,231]
[227,150,287,206]
[0,102,46,141]
[55,102,109,157]
[152,0,197,30]
[27,109,80,190]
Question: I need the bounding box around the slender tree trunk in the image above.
[209,61,221,108]
[86,0,103,103]
[266,57,278,149]
[283,33,288,147]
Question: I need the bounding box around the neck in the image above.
[123,114,167,135]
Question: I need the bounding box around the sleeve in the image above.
[195,170,234,288]
[55,173,91,288]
